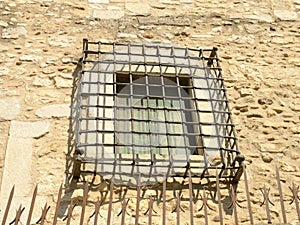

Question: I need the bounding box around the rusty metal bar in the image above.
[135,175,141,225]
[260,185,273,224]
[107,178,114,225]
[39,203,50,225]
[243,164,254,225]
[120,198,129,225]
[216,170,224,225]
[80,182,89,225]
[188,168,194,225]
[275,166,287,223]
[147,196,154,225]
[93,198,102,225]
[202,189,209,225]
[1,186,14,225]
[289,182,300,222]
[26,185,38,225]
[176,194,180,225]
[66,200,76,225]
[52,184,63,225]
[230,187,238,225]
[13,205,24,225]
[162,177,166,225]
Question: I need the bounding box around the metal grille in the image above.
[71,39,244,186]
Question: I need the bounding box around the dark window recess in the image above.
[70,39,244,186]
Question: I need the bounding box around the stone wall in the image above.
[0,0,299,224]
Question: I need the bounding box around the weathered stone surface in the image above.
[117,32,138,39]
[89,0,109,3]
[0,21,8,28]
[9,121,50,138]
[19,55,43,62]
[125,3,151,16]
[1,26,27,39]
[54,76,73,88]
[138,16,190,26]
[260,143,284,153]
[35,104,70,118]
[33,77,53,87]
[0,98,20,121]
[93,9,124,19]
[48,36,76,47]
[0,66,9,76]
[261,153,273,163]
[274,10,298,21]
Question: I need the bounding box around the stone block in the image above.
[9,121,50,138]
[0,98,20,121]
[35,104,70,118]
[93,9,125,19]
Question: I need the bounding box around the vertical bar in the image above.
[275,166,287,223]
[66,200,75,225]
[52,184,63,225]
[26,185,38,225]
[231,187,238,225]
[216,170,223,225]
[93,199,101,225]
[263,185,272,224]
[162,177,167,225]
[107,179,114,225]
[202,189,209,225]
[14,205,23,225]
[243,164,253,224]
[120,198,127,225]
[188,168,194,225]
[79,179,89,225]
[135,175,141,225]
[292,182,300,222]
[1,185,14,225]
[176,193,180,225]
[148,197,154,225]
[40,203,50,225]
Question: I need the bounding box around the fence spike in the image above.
[289,182,300,222]
[120,198,128,225]
[243,164,254,225]
[52,184,63,225]
[216,169,224,225]
[135,174,141,225]
[107,178,114,225]
[36,203,50,225]
[162,176,166,225]
[79,182,89,225]
[26,185,38,225]
[275,166,287,223]
[188,168,194,225]
[1,186,15,225]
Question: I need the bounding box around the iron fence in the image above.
[1,165,299,225]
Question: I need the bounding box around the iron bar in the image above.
[275,166,287,223]
[216,170,224,225]
[147,196,154,225]
[79,182,89,225]
[1,186,14,225]
[243,164,254,225]
[52,184,63,225]
[120,198,129,225]
[13,205,24,225]
[289,182,300,222]
[135,175,141,225]
[93,198,102,225]
[38,203,50,225]
[188,168,194,225]
[107,178,114,225]
[162,177,167,225]
[26,185,38,225]
[260,185,274,224]
[66,200,76,225]
[176,194,180,225]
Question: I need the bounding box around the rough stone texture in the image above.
[0,98,20,121]
[0,0,299,224]
[9,121,50,138]
[35,104,70,118]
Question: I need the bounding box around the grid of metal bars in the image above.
[72,39,244,185]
